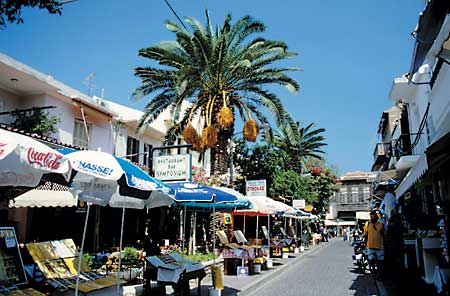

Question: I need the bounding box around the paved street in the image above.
[242,239,379,296]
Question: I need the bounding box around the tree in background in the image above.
[302,160,339,215]
[0,0,63,28]
[232,136,338,215]
[133,10,300,174]
[269,122,326,173]
[9,108,61,136]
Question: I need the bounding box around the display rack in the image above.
[0,227,27,293]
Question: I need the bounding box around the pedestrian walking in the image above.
[301,229,310,248]
[364,209,385,278]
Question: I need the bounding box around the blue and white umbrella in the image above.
[59,148,173,208]
[171,185,251,212]
[167,181,238,203]
[59,148,173,295]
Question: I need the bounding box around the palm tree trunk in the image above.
[210,125,234,175]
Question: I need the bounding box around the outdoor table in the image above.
[221,248,256,275]
[270,240,284,258]
[144,255,206,296]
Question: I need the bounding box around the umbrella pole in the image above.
[267,215,271,259]
[116,207,125,295]
[182,202,187,257]
[212,200,216,289]
[256,216,259,240]
[243,215,246,236]
[75,203,91,296]
[300,219,303,246]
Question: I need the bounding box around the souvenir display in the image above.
[0,227,27,288]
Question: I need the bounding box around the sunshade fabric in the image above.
[233,196,280,216]
[9,189,77,208]
[167,182,238,203]
[59,148,174,209]
[0,128,70,187]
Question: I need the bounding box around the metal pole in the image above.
[182,203,187,256]
[75,204,91,296]
[212,197,216,289]
[256,216,259,240]
[267,215,271,259]
[75,179,95,296]
[117,208,125,295]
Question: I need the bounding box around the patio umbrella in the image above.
[59,148,174,295]
[167,182,238,203]
[233,196,284,259]
[165,182,242,290]
[0,128,71,187]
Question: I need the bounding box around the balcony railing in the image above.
[373,142,391,166]
[392,134,413,158]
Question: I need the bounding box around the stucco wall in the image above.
[429,62,450,143]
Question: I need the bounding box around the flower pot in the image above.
[266,258,273,268]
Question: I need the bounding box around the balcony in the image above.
[372,142,391,170]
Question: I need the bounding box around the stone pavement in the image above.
[123,238,418,296]
[122,240,330,296]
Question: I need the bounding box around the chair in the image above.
[279,227,295,249]
[216,230,241,249]
[26,240,121,294]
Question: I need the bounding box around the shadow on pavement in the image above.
[349,274,379,296]
[191,285,240,296]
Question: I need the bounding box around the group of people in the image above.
[359,208,405,279]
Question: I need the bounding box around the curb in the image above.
[237,241,332,295]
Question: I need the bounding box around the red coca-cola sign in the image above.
[27,147,64,170]
[0,143,7,158]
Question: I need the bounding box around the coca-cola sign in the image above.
[27,147,64,170]
[0,143,7,158]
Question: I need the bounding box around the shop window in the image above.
[73,119,90,148]
[143,143,152,167]
[127,137,140,163]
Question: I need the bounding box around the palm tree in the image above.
[270,122,327,173]
[133,10,300,173]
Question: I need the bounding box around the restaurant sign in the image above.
[293,199,305,209]
[154,154,192,181]
[246,179,266,197]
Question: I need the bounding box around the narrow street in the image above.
[243,239,379,296]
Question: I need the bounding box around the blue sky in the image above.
[1,0,424,175]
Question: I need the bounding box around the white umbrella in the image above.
[0,128,70,187]
[59,148,174,295]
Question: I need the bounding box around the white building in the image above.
[0,52,207,243]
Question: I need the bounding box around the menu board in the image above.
[0,227,27,287]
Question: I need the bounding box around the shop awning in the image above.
[356,211,370,220]
[9,189,77,208]
[325,220,356,226]
[426,131,450,169]
[395,154,428,199]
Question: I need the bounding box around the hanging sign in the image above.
[223,213,233,225]
[293,199,306,209]
[154,154,192,181]
[246,180,266,197]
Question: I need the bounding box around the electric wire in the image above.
[163,0,188,30]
